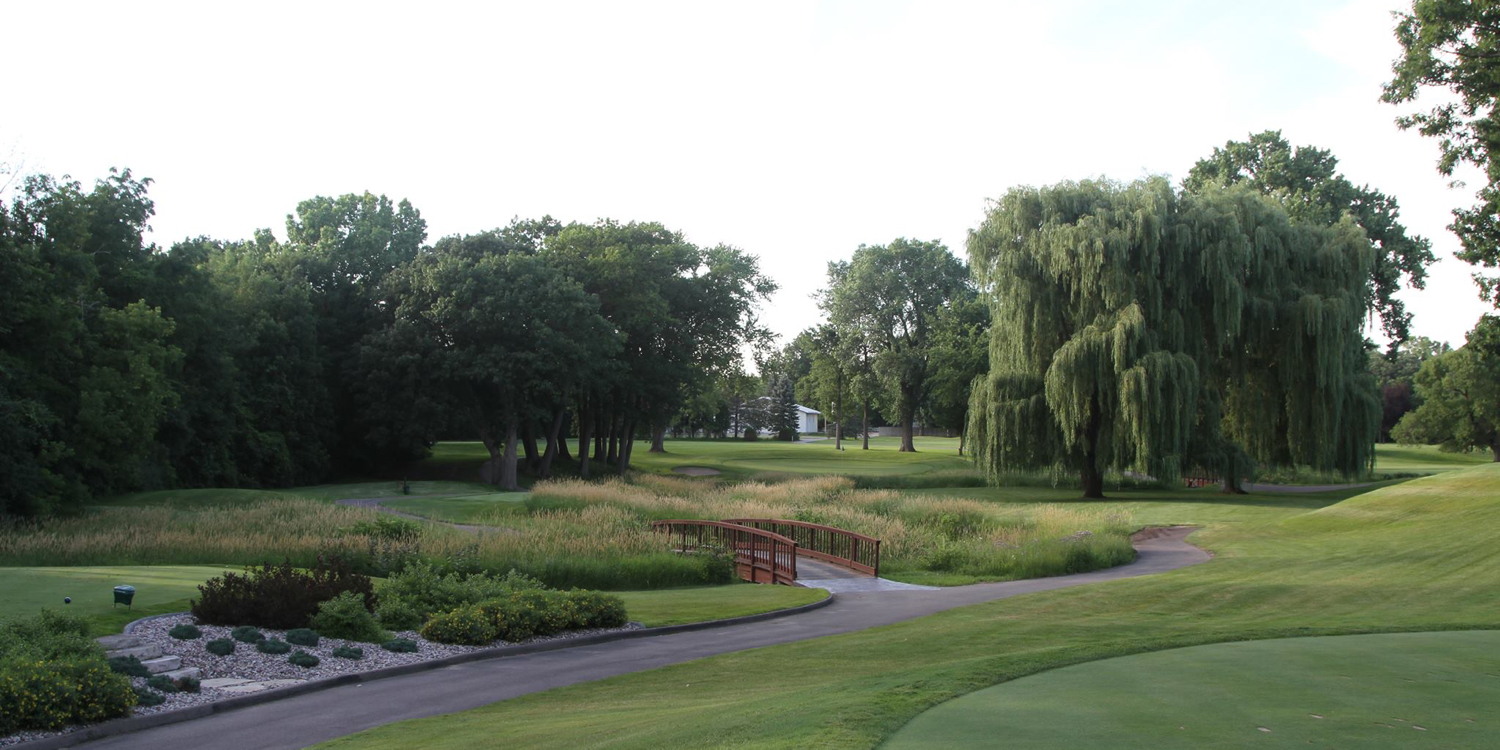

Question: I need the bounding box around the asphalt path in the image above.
[78,527,1210,750]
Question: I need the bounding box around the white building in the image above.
[794,404,820,434]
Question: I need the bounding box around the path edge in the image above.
[17,592,836,750]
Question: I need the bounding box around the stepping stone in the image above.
[160,667,201,682]
[95,634,142,650]
[141,656,181,674]
[219,683,271,694]
[105,644,163,661]
[200,678,251,689]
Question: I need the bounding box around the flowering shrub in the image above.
[425,589,628,645]
[420,605,496,645]
[0,658,135,733]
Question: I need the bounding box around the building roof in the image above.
[793,404,821,415]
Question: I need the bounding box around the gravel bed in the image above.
[1,615,642,748]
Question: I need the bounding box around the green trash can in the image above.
[113,585,135,609]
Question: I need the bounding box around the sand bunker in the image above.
[672,466,722,476]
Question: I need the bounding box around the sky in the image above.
[3,0,1492,348]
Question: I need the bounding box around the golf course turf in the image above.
[309,463,1500,750]
[884,630,1500,749]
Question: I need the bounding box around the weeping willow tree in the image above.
[966,178,1380,497]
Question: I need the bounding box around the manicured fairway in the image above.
[614,585,829,627]
[1372,444,1491,474]
[0,565,227,635]
[313,465,1500,750]
[885,630,1500,749]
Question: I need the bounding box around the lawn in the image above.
[614,585,829,628]
[1371,443,1491,474]
[313,464,1500,750]
[886,630,1500,749]
[382,492,531,524]
[0,565,229,636]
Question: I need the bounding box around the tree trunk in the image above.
[1080,461,1105,499]
[899,398,916,452]
[521,420,540,472]
[558,410,573,462]
[606,410,619,466]
[649,420,667,453]
[577,400,592,479]
[862,398,870,450]
[499,419,520,491]
[1492,441,1500,462]
[617,417,636,473]
[538,409,564,478]
[1079,397,1105,499]
[593,408,606,462]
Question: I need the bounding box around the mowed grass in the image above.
[382,493,531,524]
[615,585,829,628]
[886,630,1500,749]
[1371,444,1491,474]
[314,465,1500,750]
[0,565,227,636]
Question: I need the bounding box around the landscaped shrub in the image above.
[131,685,165,708]
[332,645,364,660]
[381,637,418,653]
[463,589,628,643]
[191,554,375,629]
[420,605,497,645]
[0,658,135,734]
[563,590,628,629]
[288,650,320,668]
[107,655,150,677]
[477,599,537,642]
[376,563,539,630]
[0,610,99,663]
[146,674,179,693]
[230,625,264,643]
[256,638,291,655]
[285,628,320,647]
[168,623,202,640]
[205,638,236,656]
[176,675,201,693]
[311,591,388,643]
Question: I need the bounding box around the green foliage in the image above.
[288,650,320,668]
[0,656,136,733]
[967,179,1380,496]
[420,605,498,645]
[256,637,291,655]
[229,626,264,644]
[205,638,236,656]
[107,655,150,678]
[332,645,364,660]
[168,623,202,640]
[1392,316,1500,460]
[380,637,418,653]
[1384,1,1500,304]
[375,562,541,630]
[145,674,179,693]
[1185,130,1434,342]
[131,685,165,708]
[311,591,388,643]
[285,628,320,646]
[0,610,98,663]
[176,675,200,693]
[346,517,421,543]
[191,556,374,629]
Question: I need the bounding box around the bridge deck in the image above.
[794,555,865,580]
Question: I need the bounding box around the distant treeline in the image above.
[0,170,772,515]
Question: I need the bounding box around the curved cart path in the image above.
[75,528,1210,750]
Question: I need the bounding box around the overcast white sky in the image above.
[3,0,1492,348]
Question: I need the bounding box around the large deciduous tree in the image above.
[967,178,1380,498]
[1392,315,1500,461]
[1384,1,1500,305]
[1185,130,1434,343]
[823,239,970,452]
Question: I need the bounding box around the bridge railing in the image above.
[651,520,798,585]
[722,518,880,577]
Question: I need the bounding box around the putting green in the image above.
[884,630,1500,749]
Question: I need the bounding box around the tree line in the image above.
[0,172,772,515]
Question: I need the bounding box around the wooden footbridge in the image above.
[651,518,880,585]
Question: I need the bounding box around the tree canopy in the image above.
[1392,315,1500,461]
[966,178,1381,497]
[1384,0,1500,305]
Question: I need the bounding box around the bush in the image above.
[230,625,264,643]
[285,628,320,647]
[107,655,149,678]
[191,555,375,630]
[420,605,497,645]
[347,516,422,543]
[146,674,179,693]
[205,638,236,656]
[468,589,628,643]
[0,658,135,734]
[176,675,201,693]
[168,623,202,640]
[478,599,536,643]
[381,637,418,653]
[311,591,388,643]
[288,650,320,668]
[332,645,364,660]
[256,638,291,655]
[131,685,165,708]
[0,610,99,663]
[374,598,423,631]
[375,563,540,629]
[563,590,628,629]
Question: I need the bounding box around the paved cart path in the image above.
[76,528,1209,750]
